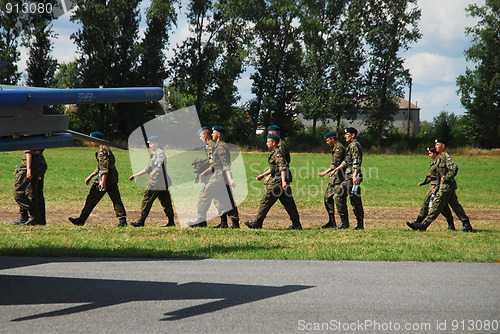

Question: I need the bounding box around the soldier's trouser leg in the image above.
[36,172,46,224]
[418,192,432,221]
[14,170,32,212]
[106,183,127,219]
[422,188,452,227]
[440,204,455,229]
[256,185,280,221]
[140,189,159,218]
[447,190,469,222]
[278,187,300,221]
[80,184,107,221]
[324,184,335,215]
[335,182,349,222]
[197,182,215,222]
[158,190,174,217]
[348,182,364,229]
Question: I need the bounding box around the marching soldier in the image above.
[69,131,127,227]
[245,134,302,230]
[407,138,472,232]
[330,127,364,230]
[129,136,175,227]
[12,149,47,225]
[190,126,239,228]
[318,131,346,228]
[406,145,455,230]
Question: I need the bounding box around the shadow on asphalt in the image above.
[0,257,313,322]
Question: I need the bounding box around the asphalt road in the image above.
[0,257,498,333]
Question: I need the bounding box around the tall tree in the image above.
[456,0,500,148]
[23,5,58,88]
[361,0,421,145]
[247,0,303,137]
[0,0,23,84]
[70,0,175,140]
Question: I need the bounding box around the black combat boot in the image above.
[69,217,85,226]
[405,216,423,228]
[244,218,263,229]
[446,218,456,231]
[230,218,240,229]
[131,215,146,227]
[321,213,336,228]
[461,220,473,232]
[287,219,302,230]
[214,214,228,228]
[163,215,175,227]
[23,208,41,226]
[12,209,29,225]
[407,220,430,231]
[117,218,128,227]
[354,218,364,230]
[189,220,207,227]
[335,216,349,229]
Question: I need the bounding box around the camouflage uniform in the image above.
[13,149,47,225]
[324,142,346,217]
[416,158,455,229]
[196,139,239,224]
[420,151,471,231]
[78,145,127,224]
[335,139,364,229]
[255,147,299,224]
[139,147,174,220]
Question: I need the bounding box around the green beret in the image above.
[90,131,104,139]
[267,133,280,143]
[267,125,281,132]
[198,126,210,135]
[147,135,159,143]
[324,131,337,139]
[212,125,225,134]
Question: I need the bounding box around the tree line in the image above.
[1,0,498,149]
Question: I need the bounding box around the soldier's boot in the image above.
[214,214,229,228]
[335,215,350,229]
[461,219,473,232]
[244,218,263,229]
[354,218,364,230]
[408,220,431,231]
[321,213,336,229]
[163,215,175,227]
[117,218,128,227]
[131,215,146,227]
[230,218,240,229]
[189,220,207,227]
[69,217,86,226]
[405,216,423,228]
[12,209,29,225]
[24,208,42,226]
[287,219,302,230]
[446,218,456,231]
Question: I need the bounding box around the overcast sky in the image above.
[19,0,484,122]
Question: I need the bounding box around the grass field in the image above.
[1,148,499,262]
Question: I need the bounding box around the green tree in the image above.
[23,8,58,88]
[0,0,23,84]
[456,0,500,148]
[361,0,421,145]
[53,61,81,89]
[247,0,303,138]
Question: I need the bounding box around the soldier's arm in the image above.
[257,168,271,181]
[129,169,147,181]
[441,159,458,183]
[25,151,33,179]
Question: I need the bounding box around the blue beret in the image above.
[324,131,337,139]
[267,134,280,143]
[267,125,281,132]
[212,125,225,134]
[147,135,159,143]
[90,131,104,139]
[197,126,210,135]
